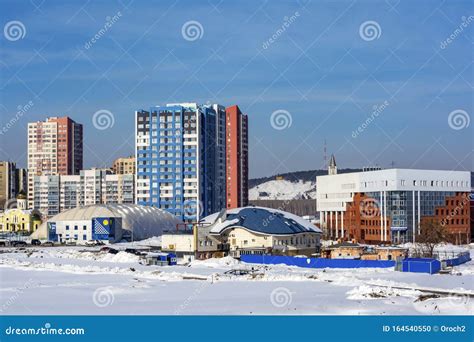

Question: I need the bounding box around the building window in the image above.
[66,225,69,230]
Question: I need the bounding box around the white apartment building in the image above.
[33,169,134,217]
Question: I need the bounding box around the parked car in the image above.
[11,241,27,247]
[86,240,105,246]
[31,239,41,246]
[125,248,144,256]
[100,246,119,254]
[42,241,54,247]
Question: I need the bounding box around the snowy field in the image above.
[0,246,473,315]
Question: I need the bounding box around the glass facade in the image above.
[366,190,456,244]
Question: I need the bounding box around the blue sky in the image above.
[0,0,472,178]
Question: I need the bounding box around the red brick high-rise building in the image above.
[27,116,83,208]
[225,105,248,209]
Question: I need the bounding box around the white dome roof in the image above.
[42,204,183,240]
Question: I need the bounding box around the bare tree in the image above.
[415,219,448,258]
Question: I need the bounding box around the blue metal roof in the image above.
[211,207,319,235]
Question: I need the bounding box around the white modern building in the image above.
[317,166,471,244]
[33,169,134,217]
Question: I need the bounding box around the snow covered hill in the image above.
[249,179,316,200]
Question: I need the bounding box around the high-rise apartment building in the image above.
[225,105,249,209]
[0,161,17,209]
[135,102,249,222]
[135,103,227,221]
[112,156,136,175]
[33,169,134,217]
[27,117,83,208]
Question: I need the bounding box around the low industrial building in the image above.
[323,242,408,260]
[30,204,182,244]
[161,225,228,262]
[323,242,365,259]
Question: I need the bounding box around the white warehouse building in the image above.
[30,204,182,244]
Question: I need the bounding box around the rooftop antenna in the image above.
[391,161,395,168]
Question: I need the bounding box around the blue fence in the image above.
[401,258,441,274]
[444,252,471,267]
[240,255,395,269]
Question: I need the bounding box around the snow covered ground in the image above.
[0,246,472,315]
[249,179,316,200]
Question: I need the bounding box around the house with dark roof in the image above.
[202,206,322,258]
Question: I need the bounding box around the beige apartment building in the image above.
[112,156,135,175]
